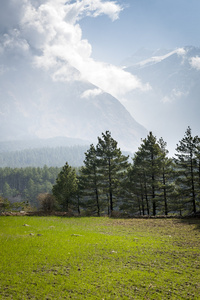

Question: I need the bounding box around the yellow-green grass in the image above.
[0,216,200,299]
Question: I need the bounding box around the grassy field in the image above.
[0,216,200,299]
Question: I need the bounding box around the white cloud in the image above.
[138,48,187,67]
[176,48,187,56]
[1,29,30,54]
[81,88,103,98]
[78,60,150,98]
[161,88,187,103]
[190,56,200,70]
[64,0,123,23]
[0,0,150,99]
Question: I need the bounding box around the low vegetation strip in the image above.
[0,217,200,299]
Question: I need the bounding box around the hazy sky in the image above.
[0,0,150,100]
[1,0,199,93]
[79,0,200,64]
[1,0,199,94]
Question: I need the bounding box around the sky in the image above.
[79,0,200,64]
[0,0,150,102]
[1,0,200,94]
[1,0,200,152]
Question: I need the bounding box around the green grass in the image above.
[0,217,200,299]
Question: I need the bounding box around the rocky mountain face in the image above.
[123,46,200,153]
[0,55,147,152]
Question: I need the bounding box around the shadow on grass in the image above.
[176,217,200,231]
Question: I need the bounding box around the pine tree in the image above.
[158,138,174,215]
[127,132,169,216]
[2,182,13,199]
[139,132,165,215]
[96,131,129,214]
[125,152,150,216]
[195,138,200,207]
[80,144,102,216]
[52,162,78,212]
[175,127,199,214]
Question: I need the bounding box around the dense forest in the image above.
[0,166,62,209]
[0,146,88,167]
[0,127,200,216]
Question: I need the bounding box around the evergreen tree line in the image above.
[0,146,88,168]
[52,128,200,216]
[0,166,62,209]
[1,127,200,216]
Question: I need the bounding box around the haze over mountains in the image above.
[122,46,200,154]
[0,51,147,152]
[1,45,200,159]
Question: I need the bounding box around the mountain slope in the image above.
[0,55,147,152]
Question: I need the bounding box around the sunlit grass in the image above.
[0,217,200,299]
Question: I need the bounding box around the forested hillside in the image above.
[0,146,88,168]
[0,166,62,209]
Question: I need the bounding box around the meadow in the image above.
[0,216,200,299]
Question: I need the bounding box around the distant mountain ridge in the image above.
[122,46,200,153]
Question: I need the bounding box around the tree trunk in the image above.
[190,155,196,213]
[152,177,156,216]
[108,158,113,212]
[95,188,100,217]
[141,195,145,215]
[163,171,168,215]
[77,195,80,215]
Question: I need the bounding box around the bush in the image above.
[37,193,57,212]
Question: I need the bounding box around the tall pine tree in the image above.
[139,132,164,215]
[125,151,150,216]
[80,144,102,216]
[96,131,130,215]
[175,127,199,214]
[158,138,174,215]
[127,132,170,216]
